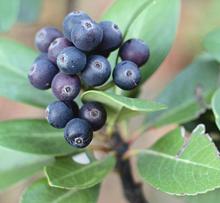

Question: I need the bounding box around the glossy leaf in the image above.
[137,125,220,195]
[211,88,220,130]
[21,179,100,203]
[103,0,181,82]
[0,0,20,32]
[45,154,115,189]
[0,147,52,190]
[203,28,220,62]
[144,54,220,129]
[0,38,54,108]
[81,90,166,121]
[18,0,42,23]
[0,119,76,156]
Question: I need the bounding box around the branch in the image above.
[111,132,149,203]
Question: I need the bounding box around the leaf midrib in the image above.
[82,91,166,112]
[140,149,220,171]
[46,156,113,185]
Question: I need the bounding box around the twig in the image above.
[111,132,149,203]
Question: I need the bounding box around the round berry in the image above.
[64,118,93,148]
[81,55,111,87]
[98,21,122,52]
[48,37,72,63]
[28,59,59,90]
[119,39,150,66]
[46,101,79,128]
[34,53,48,62]
[57,47,87,75]
[71,19,103,52]
[80,102,107,131]
[51,72,80,101]
[113,61,141,90]
[63,11,91,41]
[35,27,62,52]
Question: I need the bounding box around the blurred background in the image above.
[0,0,220,202]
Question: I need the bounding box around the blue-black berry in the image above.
[51,72,81,101]
[48,37,72,64]
[71,19,103,52]
[80,102,107,131]
[113,61,141,90]
[35,27,62,52]
[64,118,93,148]
[81,55,111,87]
[34,53,48,62]
[57,47,87,75]
[119,39,150,67]
[28,58,59,90]
[98,21,122,52]
[46,101,79,128]
[63,11,91,41]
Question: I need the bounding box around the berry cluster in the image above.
[28,11,150,148]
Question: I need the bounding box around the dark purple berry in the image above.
[51,72,81,101]
[81,55,111,87]
[46,101,79,128]
[63,11,91,41]
[113,61,141,90]
[98,21,122,52]
[28,58,59,90]
[119,39,150,66]
[34,53,48,62]
[57,47,87,75]
[35,27,62,52]
[71,19,103,52]
[48,37,72,64]
[64,118,93,148]
[80,102,107,131]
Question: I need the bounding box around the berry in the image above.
[51,72,81,101]
[71,19,103,52]
[46,101,79,128]
[98,21,122,52]
[119,39,150,66]
[64,118,93,148]
[63,11,91,41]
[35,53,48,62]
[35,27,62,52]
[80,102,107,131]
[81,55,111,87]
[28,58,59,90]
[57,47,87,75]
[113,60,141,90]
[48,37,72,64]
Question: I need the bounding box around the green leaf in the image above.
[211,88,220,130]
[21,179,100,203]
[187,189,220,203]
[18,0,42,23]
[103,0,181,82]
[203,28,220,62]
[81,90,166,121]
[0,0,20,32]
[137,125,220,195]
[144,54,220,129]
[0,119,76,156]
[0,38,54,108]
[0,146,52,190]
[45,154,115,189]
